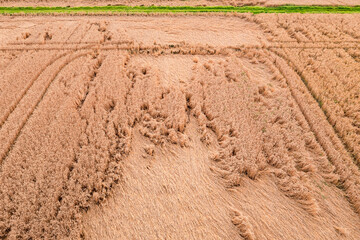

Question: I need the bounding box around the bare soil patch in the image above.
[0,15,360,240]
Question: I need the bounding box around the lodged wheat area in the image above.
[0,14,360,240]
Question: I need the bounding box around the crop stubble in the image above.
[0,14,360,239]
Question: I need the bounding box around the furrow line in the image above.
[1,45,360,53]
[0,51,92,167]
[267,49,360,214]
[0,52,68,129]
[7,40,134,45]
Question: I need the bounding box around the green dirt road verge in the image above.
[1,5,360,14]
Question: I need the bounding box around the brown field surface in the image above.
[0,0,359,7]
[0,14,360,239]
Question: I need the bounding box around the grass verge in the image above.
[1,5,360,14]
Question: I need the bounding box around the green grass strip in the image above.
[1,5,360,14]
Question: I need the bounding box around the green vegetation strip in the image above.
[1,5,360,14]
